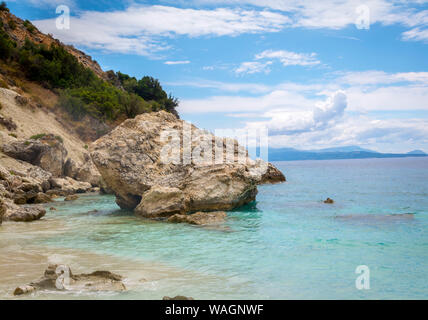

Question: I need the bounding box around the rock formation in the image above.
[324,198,334,204]
[14,264,126,296]
[91,111,285,218]
[2,134,67,176]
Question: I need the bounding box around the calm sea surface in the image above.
[1,157,427,299]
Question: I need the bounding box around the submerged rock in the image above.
[91,111,285,218]
[168,211,227,225]
[14,264,126,296]
[64,194,79,201]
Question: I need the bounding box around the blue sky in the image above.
[7,0,428,152]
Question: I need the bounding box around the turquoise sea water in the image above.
[2,157,428,299]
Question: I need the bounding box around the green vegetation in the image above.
[23,20,35,33]
[0,11,179,123]
[8,133,17,138]
[54,135,63,143]
[29,133,46,140]
[116,72,179,117]
[7,19,15,30]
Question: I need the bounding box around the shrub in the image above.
[8,133,17,138]
[23,20,36,33]
[8,19,16,30]
[29,133,46,140]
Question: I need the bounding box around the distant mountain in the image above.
[308,146,377,153]
[265,146,428,161]
[407,150,426,155]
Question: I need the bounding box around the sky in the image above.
[6,0,428,153]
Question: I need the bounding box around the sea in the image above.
[0,157,427,299]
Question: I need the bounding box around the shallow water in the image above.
[1,157,427,299]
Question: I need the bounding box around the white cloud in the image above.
[235,61,273,75]
[235,49,320,74]
[164,60,191,65]
[34,5,290,56]
[11,0,75,7]
[178,89,316,113]
[255,50,320,67]
[245,91,347,135]
[337,71,428,86]
[402,27,428,42]
[166,79,271,93]
[191,0,428,44]
[176,70,428,151]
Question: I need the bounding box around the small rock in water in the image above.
[64,195,79,201]
[324,198,334,204]
[163,296,194,300]
[49,207,57,211]
[13,285,36,296]
[168,211,227,225]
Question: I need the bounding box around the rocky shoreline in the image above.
[0,110,285,226]
[0,133,101,223]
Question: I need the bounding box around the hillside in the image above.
[0,2,184,218]
[0,3,179,142]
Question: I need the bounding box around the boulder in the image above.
[2,134,67,176]
[260,162,286,184]
[49,177,92,195]
[168,211,227,225]
[14,264,126,296]
[0,114,17,131]
[2,198,46,222]
[135,186,187,218]
[90,111,285,217]
[64,154,102,187]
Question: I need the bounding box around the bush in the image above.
[0,17,179,122]
[8,19,16,30]
[29,133,46,140]
[23,20,36,33]
[0,2,9,12]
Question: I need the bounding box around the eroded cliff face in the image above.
[91,111,285,218]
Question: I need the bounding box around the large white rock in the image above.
[91,111,285,217]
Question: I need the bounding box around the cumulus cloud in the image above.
[245,91,347,135]
[176,71,428,151]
